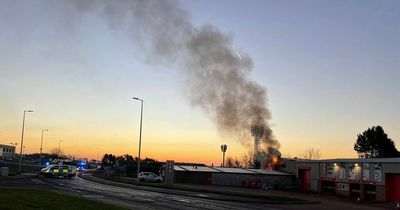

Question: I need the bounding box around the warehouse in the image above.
[296,158,400,202]
[0,144,16,160]
[167,164,295,189]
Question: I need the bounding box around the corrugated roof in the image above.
[297,158,400,163]
[173,165,186,171]
[179,165,221,172]
[247,169,289,175]
[212,167,256,174]
[172,165,291,175]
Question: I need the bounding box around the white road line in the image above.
[31,179,39,184]
[33,179,46,184]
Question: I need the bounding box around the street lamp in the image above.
[58,139,63,157]
[39,129,48,167]
[19,109,34,173]
[96,148,99,163]
[132,97,143,184]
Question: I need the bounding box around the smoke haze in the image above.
[72,0,280,154]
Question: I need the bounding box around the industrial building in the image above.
[164,163,295,189]
[296,158,400,202]
[0,144,16,160]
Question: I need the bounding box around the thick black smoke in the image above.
[71,0,279,154]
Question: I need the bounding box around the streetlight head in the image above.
[43,129,48,132]
[25,110,34,112]
[132,97,139,100]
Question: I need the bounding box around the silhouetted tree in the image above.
[50,148,63,158]
[240,153,253,168]
[233,157,241,168]
[301,148,321,160]
[123,154,134,161]
[354,126,400,158]
[226,157,234,167]
[102,154,117,167]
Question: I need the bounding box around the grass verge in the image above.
[0,188,127,210]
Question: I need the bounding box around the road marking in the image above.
[133,197,155,202]
[31,178,46,184]
[31,179,39,184]
[82,194,105,198]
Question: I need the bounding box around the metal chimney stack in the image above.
[251,125,264,167]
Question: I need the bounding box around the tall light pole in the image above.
[132,97,143,184]
[39,129,48,167]
[19,109,34,173]
[58,139,63,157]
[96,148,99,163]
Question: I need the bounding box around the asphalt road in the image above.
[35,175,280,210]
[1,174,385,210]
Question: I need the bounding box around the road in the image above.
[1,174,385,210]
[35,174,283,210]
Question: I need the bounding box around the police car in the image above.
[40,164,77,179]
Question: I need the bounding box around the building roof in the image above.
[177,165,221,172]
[0,144,15,148]
[297,158,400,163]
[174,164,291,175]
[247,168,289,175]
[213,167,255,174]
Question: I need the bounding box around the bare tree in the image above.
[226,157,234,168]
[234,157,241,168]
[240,153,253,168]
[50,148,64,157]
[301,148,321,160]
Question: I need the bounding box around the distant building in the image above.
[294,158,400,202]
[164,164,296,190]
[0,144,16,160]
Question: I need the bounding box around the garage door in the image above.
[298,169,311,191]
[386,173,400,202]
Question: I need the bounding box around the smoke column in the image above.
[71,0,280,155]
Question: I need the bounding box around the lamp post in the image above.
[132,97,143,184]
[19,110,34,173]
[58,139,63,157]
[96,148,99,163]
[39,129,48,167]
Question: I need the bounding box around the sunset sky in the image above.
[1,0,399,165]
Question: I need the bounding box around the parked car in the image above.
[138,172,163,182]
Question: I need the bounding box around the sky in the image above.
[0,0,399,164]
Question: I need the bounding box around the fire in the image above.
[271,156,278,164]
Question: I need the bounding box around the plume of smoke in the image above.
[70,0,279,153]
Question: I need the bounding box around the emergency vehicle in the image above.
[40,164,77,179]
